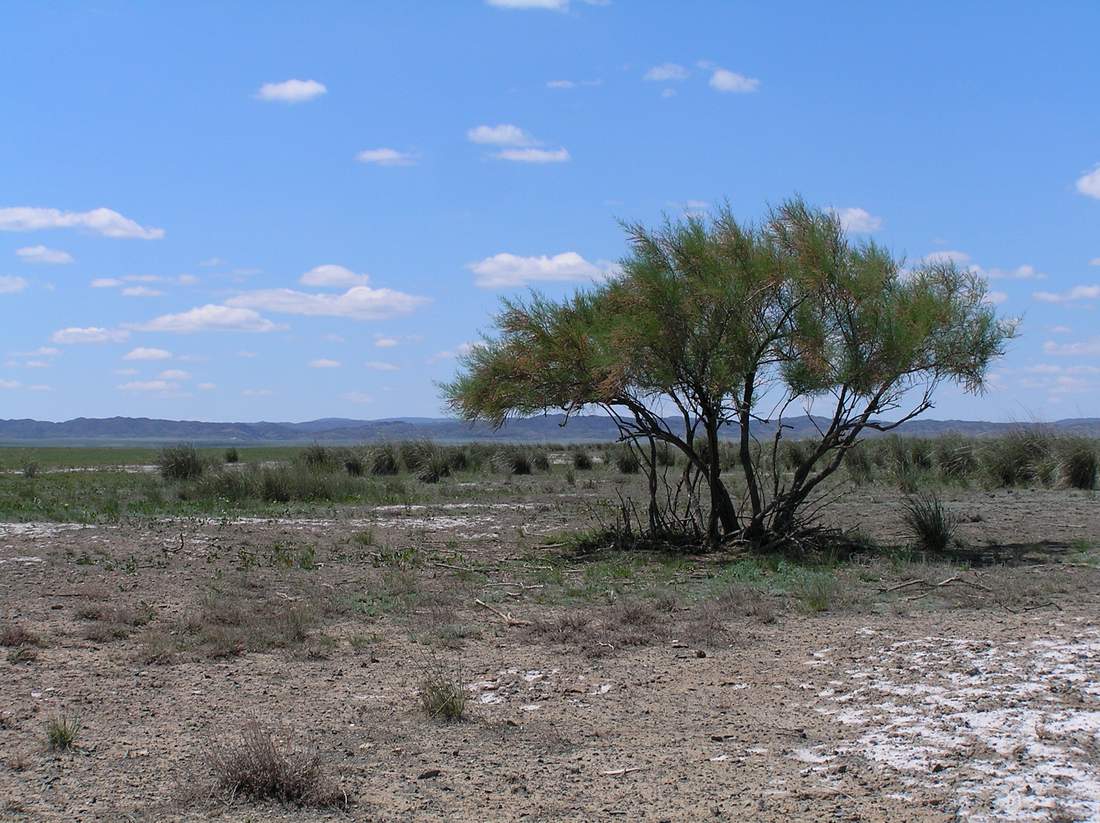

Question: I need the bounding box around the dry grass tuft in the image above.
[207,720,346,807]
[0,621,42,648]
[419,668,468,722]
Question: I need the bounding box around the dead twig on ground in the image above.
[474,599,530,626]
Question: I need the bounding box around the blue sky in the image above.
[2,0,1098,423]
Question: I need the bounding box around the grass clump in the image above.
[901,493,959,553]
[1060,438,1098,490]
[224,447,240,464]
[207,720,345,807]
[614,449,641,474]
[0,622,41,648]
[419,668,467,721]
[982,426,1056,487]
[572,450,593,471]
[370,444,400,476]
[158,443,205,481]
[46,715,80,751]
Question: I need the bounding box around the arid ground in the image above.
[1,450,1099,822]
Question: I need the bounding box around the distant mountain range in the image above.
[0,415,1098,445]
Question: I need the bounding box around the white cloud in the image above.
[485,0,567,9]
[1076,166,1100,199]
[365,360,399,371]
[118,380,178,392]
[1032,285,1100,304]
[16,245,72,264]
[1049,325,1073,335]
[227,285,428,320]
[709,68,759,93]
[178,274,199,286]
[430,342,477,363]
[115,368,138,376]
[923,250,971,265]
[28,384,51,392]
[342,391,373,404]
[467,124,535,147]
[131,304,281,333]
[985,290,1008,306]
[91,278,123,288]
[547,78,602,89]
[0,379,21,389]
[496,147,570,163]
[830,207,882,234]
[299,264,371,287]
[0,276,28,294]
[242,388,274,397]
[237,350,257,358]
[11,346,60,359]
[199,257,225,267]
[52,327,129,344]
[644,63,689,82]
[123,347,172,361]
[374,337,398,348]
[468,251,616,288]
[1043,338,1100,356]
[198,382,216,391]
[983,264,1044,280]
[309,358,341,368]
[0,207,164,239]
[356,148,417,166]
[1090,257,1100,266]
[158,369,190,380]
[122,286,164,298]
[256,79,327,103]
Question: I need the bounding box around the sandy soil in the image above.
[1,483,1098,821]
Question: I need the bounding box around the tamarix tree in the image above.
[443,198,1015,550]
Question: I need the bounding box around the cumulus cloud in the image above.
[309,358,341,368]
[1076,166,1100,199]
[985,290,1008,305]
[227,285,428,320]
[1043,338,1100,356]
[118,380,178,392]
[256,79,327,103]
[496,147,570,163]
[130,304,281,333]
[0,207,164,239]
[121,286,164,297]
[52,327,129,344]
[91,278,123,288]
[468,252,616,288]
[547,79,601,89]
[1032,285,1100,304]
[828,207,882,234]
[123,347,172,361]
[0,379,21,389]
[644,63,689,82]
[198,382,216,391]
[1090,258,1100,267]
[981,264,1044,280]
[299,265,371,287]
[356,148,417,166]
[429,342,477,363]
[709,68,759,93]
[0,276,28,294]
[374,337,398,348]
[158,369,191,380]
[467,124,535,147]
[16,245,73,264]
[365,360,399,371]
[923,250,972,265]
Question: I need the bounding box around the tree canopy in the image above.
[444,198,1015,548]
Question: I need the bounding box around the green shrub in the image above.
[532,452,550,472]
[982,427,1055,487]
[935,435,977,480]
[844,444,873,485]
[615,449,641,474]
[1061,439,1098,490]
[224,447,240,464]
[369,445,400,476]
[157,443,204,481]
[46,715,80,751]
[299,443,335,472]
[572,451,593,471]
[901,493,959,553]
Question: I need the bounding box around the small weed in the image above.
[46,715,81,751]
[419,668,467,722]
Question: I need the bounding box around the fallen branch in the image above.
[601,767,645,777]
[474,599,530,626]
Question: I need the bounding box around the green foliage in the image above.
[1060,438,1098,490]
[419,670,467,722]
[571,450,593,471]
[615,448,641,474]
[901,493,959,553]
[443,197,1014,548]
[46,715,81,751]
[982,426,1055,487]
[157,443,205,481]
[224,447,240,464]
